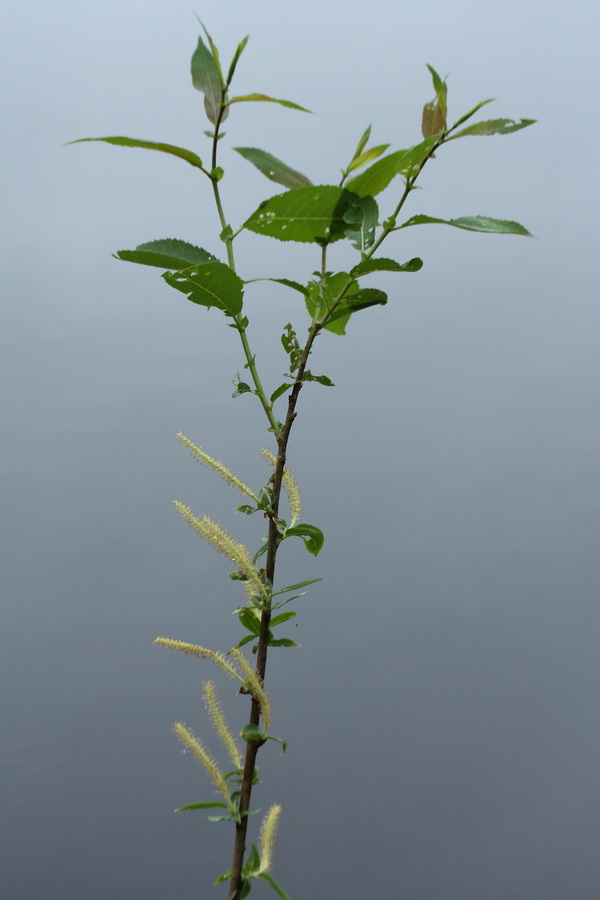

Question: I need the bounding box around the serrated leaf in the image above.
[399,214,532,236]
[67,136,204,170]
[229,93,312,113]
[176,801,228,812]
[351,256,423,277]
[234,147,312,189]
[346,138,437,197]
[268,278,307,295]
[449,117,536,139]
[346,143,391,174]
[284,523,324,556]
[162,261,244,314]
[191,34,227,125]
[244,186,359,243]
[114,239,216,269]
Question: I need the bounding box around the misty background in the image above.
[2,1,599,898]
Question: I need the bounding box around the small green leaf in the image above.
[352,125,372,160]
[114,239,216,270]
[270,611,297,627]
[236,505,257,515]
[191,33,227,125]
[238,608,262,635]
[272,578,321,596]
[449,117,537,139]
[258,872,292,900]
[268,638,299,648]
[226,35,249,86]
[233,380,253,398]
[234,147,312,189]
[244,187,359,244]
[264,735,288,753]
[245,844,261,875]
[346,143,391,174]
[343,195,379,251]
[284,523,324,556]
[351,256,423,277]
[346,138,437,197]
[162,260,245,314]
[449,98,495,130]
[422,64,448,137]
[67,136,204,170]
[176,801,229,812]
[270,383,292,404]
[240,724,264,743]
[301,372,335,386]
[399,214,533,236]
[229,93,313,113]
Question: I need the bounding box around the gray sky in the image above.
[2,2,599,898]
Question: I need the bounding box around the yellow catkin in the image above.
[173,502,267,601]
[154,638,243,684]
[261,448,302,526]
[230,648,272,728]
[173,722,231,805]
[258,804,282,873]
[177,433,258,501]
[202,681,242,770]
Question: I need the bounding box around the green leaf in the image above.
[240,724,264,743]
[345,138,437,197]
[399,214,533,236]
[244,844,261,875]
[270,383,292,404]
[234,147,312,189]
[268,638,299,648]
[114,239,216,269]
[270,611,297,627]
[191,34,227,125]
[346,143,391,174]
[422,64,448,137]
[272,578,321,596]
[343,196,379,251]
[176,801,229,811]
[258,873,292,900]
[238,608,262,635]
[301,371,335,386]
[232,634,256,650]
[449,98,495,131]
[162,261,245,314]
[229,93,313,113]
[353,125,371,159]
[67,136,204,170]
[268,278,307,296]
[351,256,423,277]
[449,117,537,139]
[284,523,324,556]
[244,186,359,244]
[226,35,249,86]
[264,734,288,753]
[233,380,253,398]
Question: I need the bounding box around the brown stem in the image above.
[228,325,321,899]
